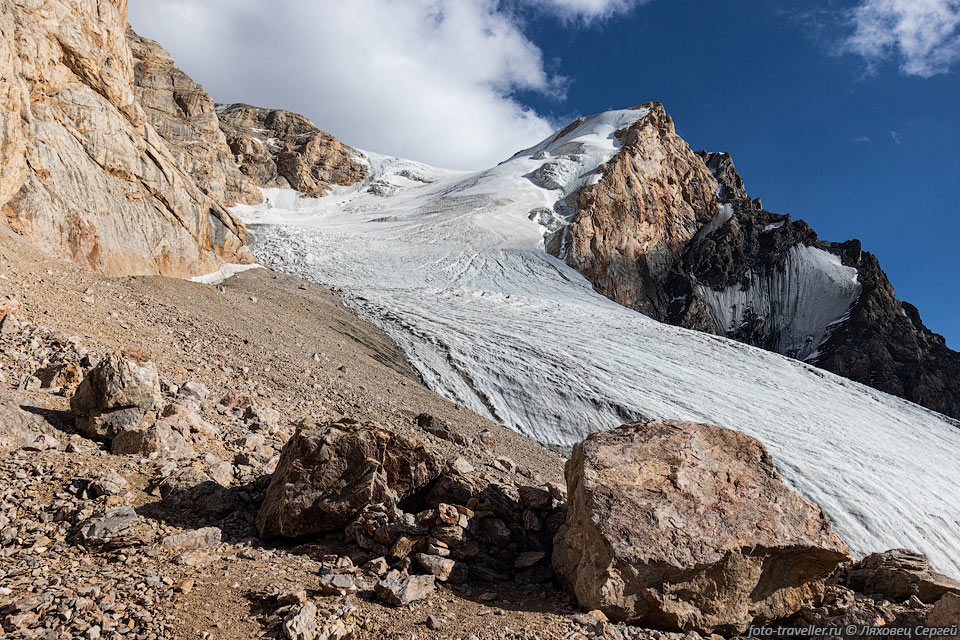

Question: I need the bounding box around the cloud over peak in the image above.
[128,0,642,170]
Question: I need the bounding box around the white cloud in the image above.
[128,0,583,169]
[844,0,960,77]
[524,0,646,21]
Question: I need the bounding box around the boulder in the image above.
[70,353,161,441]
[74,507,152,549]
[72,472,129,498]
[161,527,221,552]
[927,593,960,627]
[111,420,195,459]
[282,602,318,640]
[0,396,54,452]
[836,549,960,604]
[416,553,458,582]
[256,420,444,538]
[177,381,209,401]
[317,574,360,596]
[374,573,435,607]
[552,420,850,634]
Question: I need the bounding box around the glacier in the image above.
[231,109,960,576]
[695,244,863,361]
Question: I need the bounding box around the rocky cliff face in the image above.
[563,103,720,319]
[561,116,960,419]
[0,0,253,277]
[127,30,262,208]
[218,104,368,198]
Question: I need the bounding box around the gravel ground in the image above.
[1,226,639,640]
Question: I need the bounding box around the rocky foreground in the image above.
[2,220,960,640]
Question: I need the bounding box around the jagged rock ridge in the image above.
[558,117,960,419]
[127,30,262,208]
[217,103,368,198]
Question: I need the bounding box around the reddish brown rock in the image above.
[218,103,368,197]
[562,103,720,318]
[927,593,960,627]
[836,549,960,604]
[553,420,850,634]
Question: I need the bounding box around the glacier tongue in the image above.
[232,112,960,577]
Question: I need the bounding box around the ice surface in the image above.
[233,108,960,576]
[696,245,862,360]
[189,263,262,285]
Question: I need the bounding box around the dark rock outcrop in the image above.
[552,420,850,634]
[218,104,368,198]
[671,156,960,419]
[811,242,960,419]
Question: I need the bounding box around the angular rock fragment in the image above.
[374,573,435,607]
[70,353,161,441]
[553,420,850,634]
[256,420,444,538]
[74,507,152,549]
[836,549,960,604]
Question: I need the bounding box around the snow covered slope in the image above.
[232,109,960,576]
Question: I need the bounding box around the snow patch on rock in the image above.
[696,245,862,360]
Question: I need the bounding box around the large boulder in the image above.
[256,420,444,539]
[552,420,850,634]
[835,549,960,604]
[70,352,161,441]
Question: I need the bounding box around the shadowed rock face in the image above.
[218,104,368,198]
[0,0,252,277]
[560,105,960,419]
[669,155,960,420]
[552,420,850,634]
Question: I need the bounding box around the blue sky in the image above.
[129,0,959,346]
[519,1,960,347]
